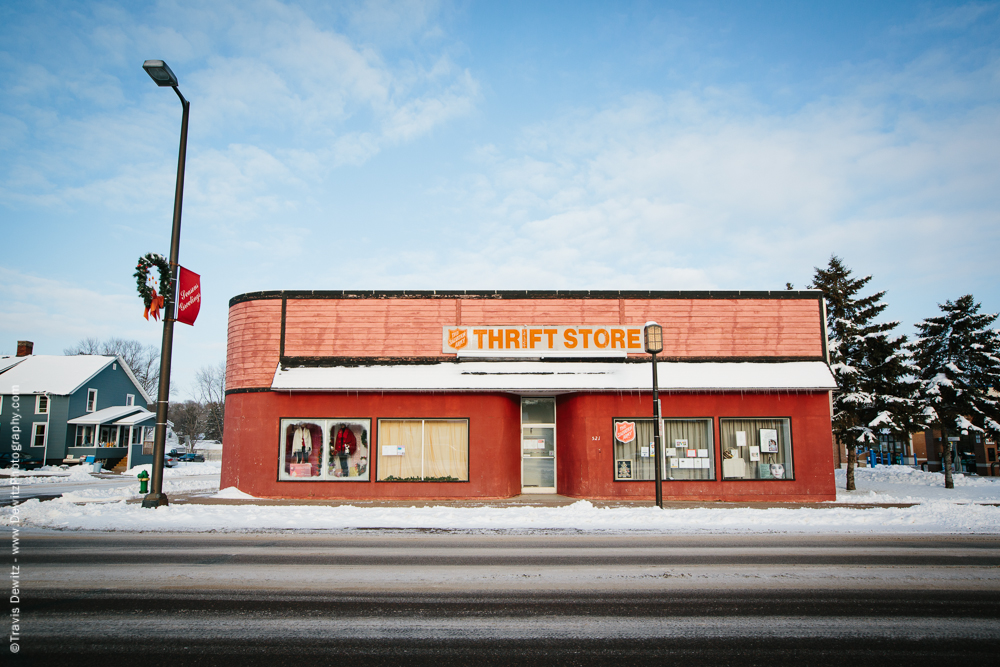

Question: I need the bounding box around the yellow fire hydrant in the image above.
[137,470,149,494]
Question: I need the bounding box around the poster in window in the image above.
[675,438,688,449]
[749,445,761,461]
[735,431,747,447]
[616,459,633,480]
[760,429,779,453]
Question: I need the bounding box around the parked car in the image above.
[0,452,44,470]
[164,455,178,468]
[178,453,205,462]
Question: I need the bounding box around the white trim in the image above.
[35,394,48,414]
[126,394,135,406]
[86,388,98,412]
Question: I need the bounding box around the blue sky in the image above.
[2,0,999,399]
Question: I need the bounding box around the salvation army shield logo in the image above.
[448,328,468,350]
[615,421,636,443]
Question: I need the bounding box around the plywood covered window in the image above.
[377,419,469,482]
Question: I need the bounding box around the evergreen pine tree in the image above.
[809,256,919,491]
[912,295,1000,489]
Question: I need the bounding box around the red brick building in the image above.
[223,290,837,501]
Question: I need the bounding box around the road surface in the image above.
[16,530,1000,666]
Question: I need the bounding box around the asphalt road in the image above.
[14,531,1000,666]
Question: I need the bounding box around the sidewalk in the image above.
[150,491,923,510]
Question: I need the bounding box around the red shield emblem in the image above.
[448,328,468,350]
[615,421,635,443]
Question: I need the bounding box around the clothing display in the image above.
[291,425,311,464]
[332,425,358,475]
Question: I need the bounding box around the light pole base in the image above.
[141,492,169,508]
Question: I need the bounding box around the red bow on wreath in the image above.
[144,286,165,321]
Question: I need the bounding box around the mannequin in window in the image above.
[291,425,311,464]
[332,425,357,476]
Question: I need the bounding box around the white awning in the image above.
[112,409,156,425]
[67,406,146,425]
[271,361,836,393]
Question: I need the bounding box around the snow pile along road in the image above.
[2,497,998,534]
[835,465,1000,504]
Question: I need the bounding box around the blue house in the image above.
[0,345,158,469]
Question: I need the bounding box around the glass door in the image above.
[521,397,556,493]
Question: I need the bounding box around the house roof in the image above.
[0,357,25,374]
[270,360,837,393]
[0,355,151,402]
[67,405,147,425]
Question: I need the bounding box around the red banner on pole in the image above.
[176,266,201,326]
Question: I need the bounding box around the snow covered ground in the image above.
[836,465,1000,504]
[2,464,999,535]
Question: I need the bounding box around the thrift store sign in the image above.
[443,325,645,356]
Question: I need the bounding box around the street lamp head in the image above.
[644,322,663,354]
[143,60,179,87]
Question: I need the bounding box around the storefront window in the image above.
[278,419,371,481]
[377,419,469,482]
[720,418,794,480]
[613,418,714,481]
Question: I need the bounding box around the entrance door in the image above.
[521,397,556,493]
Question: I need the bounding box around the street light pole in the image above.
[644,322,664,509]
[141,60,189,508]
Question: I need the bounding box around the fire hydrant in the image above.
[137,470,149,494]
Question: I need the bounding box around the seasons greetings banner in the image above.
[175,267,201,326]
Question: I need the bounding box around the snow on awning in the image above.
[271,361,837,393]
[112,409,156,425]
[67,405,146,425]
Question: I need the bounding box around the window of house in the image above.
[613,418,714,481]
[277,419,372,481]
[126,394,135,406]
[32,423,46,448]
[76,425,95,446]
[36,395,48,414]
[377,419,469,482]
[86,389,97,412]
[720,418,794,480]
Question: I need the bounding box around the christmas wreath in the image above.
[134,252,172,321]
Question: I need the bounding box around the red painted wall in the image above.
[223,389,835,501]
[222,391,522,500]
[556,391,835,501]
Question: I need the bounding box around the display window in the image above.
[376,419,469,482]
[613,418,715,481]
[719,418,794,480]
[278,418,371,481]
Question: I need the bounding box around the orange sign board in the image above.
[442,325,645,356]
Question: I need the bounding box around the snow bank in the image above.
[55,477,223,504]
[836,465,1000,504]
[3,498,999,534]
[125,461,222,478]
[213,486,257,499]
